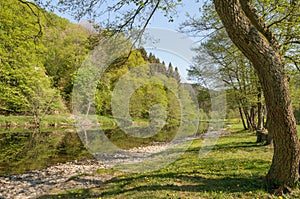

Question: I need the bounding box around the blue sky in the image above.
[55,1,203,82]
[143,27,197,83]
[149,1,202,30]
[145,1,203,82]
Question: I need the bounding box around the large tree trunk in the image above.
[213,0,300,187]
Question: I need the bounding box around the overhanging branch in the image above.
[18,0,43,39]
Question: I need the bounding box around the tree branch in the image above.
[116,2,148,32]
[239,0,278,49]
[266,6,296,29]
[282,40,300,45]
[18,0,43,39]
[125,0,160,59]
[285,56,300,72]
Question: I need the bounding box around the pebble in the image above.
[0,159,106,199]
[0,136,198,198]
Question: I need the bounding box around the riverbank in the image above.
[0,114,183,129]
[0,130,283,199]
[0,129,232,199]
[0,159,106,199]
[0,115,117,128]
[1,123,299,198]
[0,139,185,199]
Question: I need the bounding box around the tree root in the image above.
[274,185,292,196]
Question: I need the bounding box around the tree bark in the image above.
[239,106,248,130]
[243,107,251,129]
[250,106,257,129]
[213,0,300,187]
[257,87,263,131]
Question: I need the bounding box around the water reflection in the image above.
[0,124,196,175]
[0,128,90,175]
[77,125,183,153]
[77,125,196,172]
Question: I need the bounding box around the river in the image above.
[0,125,198,198]
[0,125,186,175]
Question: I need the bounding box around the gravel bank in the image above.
[0,130,229,198]
[0,140,181,199]
[0,159,106,199]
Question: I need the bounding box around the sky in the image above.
[142,28,198,83]
[54,1,203,82]
[145,1,203,83]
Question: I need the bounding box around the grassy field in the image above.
[38,125,300,199]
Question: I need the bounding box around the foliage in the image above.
[95,49,187,126]
[0,0,65,120]
[253,0,300,71]
[184,0,299,133]
[0,115,69,127]
[42,18,92,108]
[213,0,300,187]
[290,70,300,122]
[1,1,189,129]
[95,50,146,116]
[34,0,183,32]
[185,1,265,131]
[4,0,299,193]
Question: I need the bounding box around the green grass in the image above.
[0,114,118,127]
[97,115,117,126]
[37,128,300,199]
[0,115,33,126]
[0,114,74,127]
[225,121,245,132]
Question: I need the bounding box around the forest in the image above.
[2,0,298,132]
[1,0,300,198]
[0,0,193,128]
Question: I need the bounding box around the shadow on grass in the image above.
[212,141,265,151]
[187,139,264,153]
[38,170,267,199]
[37,133,271,198]
[101,177,265,196]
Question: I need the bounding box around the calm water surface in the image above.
[0,125,184,175]
[0,127,90,175]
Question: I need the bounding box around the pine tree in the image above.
[167,63,174,78]
[174,67,181,83]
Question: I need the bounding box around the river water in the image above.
[0,125,200,198]
[0,127,91,175]
[0,125,187,175]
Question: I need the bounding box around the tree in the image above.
[183,0,299,187]
[213,0,299,188]
[42,18,92,108]
[95,49,146,116]
[0,0,63,124]
[174,67,181,83]
[188,28,264,131]
[167,63,174,78]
